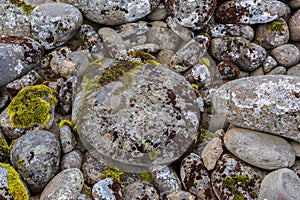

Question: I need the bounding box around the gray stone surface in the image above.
[224,128,295,170]
[59,125,76,153]
[61,149,83,170]
[287,63,300,77]
[201,137,223,170]
[289,9,300,41]
[123,182,159,200]
[212,75,300,142]
[290,141,300,157]
[92,178,122,200]
[271,44,300,67]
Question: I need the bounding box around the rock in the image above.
[166,16,194,42]
[224,128,295,170]
[184,63,212,88]
[92,178,122,200]
[156,49,174,65]
[287,63,300,77]
[165,0,216,30]
[289,9,300,41]
[212,75,300,142]
[289,0,300,8]
[217,61,240,80]
[255,18,289,49]
[10,130,61,194]
[123,181,159,200]
[58,76,76,114]
[68,0,160,25]
[201,137,223,170]
[211,154,265,200]
[0,163,30,200]
[250,67,265,76]
[59,125,76,153]
[81,153,105,185]
[79,24,104,54]
[292,160,300,178]
[180,153,216,199]
[210,37,266,72]
[290,141,300,157]
[216,0,286,24]
[266,66,286,75]
[165,191,196,200]
[263,56,277,73]
[147,2,168,21]
[73,60,200,172]
[0,36,44,87]
[40,168,84,200]
[61,150,83,170]
[271,44,300,68]
[258,168,300,200]
[29,3,83,49]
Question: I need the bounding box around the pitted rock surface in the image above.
[67,0,160,25]
[73,60,200,172]
[212,75,300,142]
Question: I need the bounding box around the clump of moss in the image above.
[222,175,254,200]
[140,171,153,183]
[0,163,29,200]
[59,119,75,129]
[198,128,215,144]
[9,0,35,15]
[100,166,125,182]
[8,85,57,128]
[268,21,285,32]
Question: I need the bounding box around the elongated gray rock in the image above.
[212,75,300,142]
[224,128,295,170]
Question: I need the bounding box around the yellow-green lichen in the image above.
[100,166,125,182]
[149,149,157,161]
[140,171,153,183]
[58,119,75,129]
[198,128,215,144]
[9,0,34,15]
[0,135,9,162]
[222,175,254,199]
[80,184,92,199]
[0,163,29,200]
[191,84,202,98]
[199,57,210,67]
[268,21,285,32]
[8,85,58,128]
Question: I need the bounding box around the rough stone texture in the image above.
[266,66,287,75]
[40,168,84,200]
[79,24,104,54]
[217,61,240,80]
[59,125,76,153]
[166,16,194,42]
[81,153,106,186]
[165,191,196,200]
[29,3,83,50]
[212,75,300,142]
[58,76,76,114]
[201,137,223,170]
[165,0,216,30]
[123,182,159,200]
[258,168,300,200]
[216,0,286,24]
[290,141,300,157]
[287,63,300,77]
[61,150,83,170]
[292,160,300,178]
[92,178,122,200]
[289,0,300,8]
[10,130,61,194]
[73,61,200,172]
[263,56,277,73]
[0,36,44,87]
[271,44,300,68]
[180,153,216,199]
[147,2,168,21]
[184,63,212,88]
[67,0,160,25]
[211,154,265,200]
[224,128,296,170]
[289,9,300,41]
[210,37,267,72]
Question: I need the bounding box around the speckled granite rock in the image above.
[0,36,44,87]
[81,153,106,186]
[29,3,83,49]
[123,181,159,200]
[59,125,76,153]
[165,191,196,200]
[67,0,160,25]
[224,128,296,170]
[92,178,122,200]
[271,44,300,68]
[61,150,83,170]
[40,168,83,200]
[212,75,300,142]
[73,60,200,172]
[211,154,265,200]
[10,130,61,194]
[258,168,300,200]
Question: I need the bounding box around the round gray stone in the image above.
[271,44,300,68]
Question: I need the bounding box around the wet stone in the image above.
[29,3,83,50]
[271,44,300,68]
[216,0,286,24]
[289,9,300,41]
[92,178,122,200]
[201,137,223,170]
[0,36,44,87]
[59,125,76,153]
[210,37,267,72]
[263,55,277,73]
[266,66,286,75]
[10,130,61,194]
[212,75,300,142]
[67,0,160,25]
[255,18,289,49]
[211,153,265,200]
[180,153,216,199]
[0,2,31,37]
[287,63,300,77]
[81,153,106,186]
[224,128,295,170]
[205,23,254,40]
[123,181,159,200]
[217,61,240,80]
[165,0,216,30]
[165,191,196,200]
[73,61,200,172]
[61,149,83,170]
[40,168,84,200]
[258,168,300,200]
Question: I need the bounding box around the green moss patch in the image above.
[100,166,125,182]
[222,175,256,199]
[140,171,153,183]
[268,21,285,32]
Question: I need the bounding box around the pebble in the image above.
[250,67,265,76]
[216,0,286,24]
[212,75,300,142]
[81,153,106,186]
[210,36,267,72]
[40,168,84,200]
[92,178,122,200]
[290,141,300,157]
[79,24,104,53]
[263,55,277,73]
[61,149,83,170]
[289,0,300,8]
[217,61,240,80]
[287,63,300,77]
[271,44,300,68]
[201,137,223,170]
[165,191,196,200]
[224,128,295,170]
[258,168,300,200]
[211,153,265,200]
[123,181,159,200]
[10,130,61,194]
[29,3,83,50]
[0,36,44,87]
[166,16,194,42]
[59,125,76,153]
[266,66,287,75]
[147,2,168,21]
[184,63,212,88]
[58,76,76,114]
[289,9,300,41]
[180,153,216,199]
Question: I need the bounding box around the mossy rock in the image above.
[8,85,57,128]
